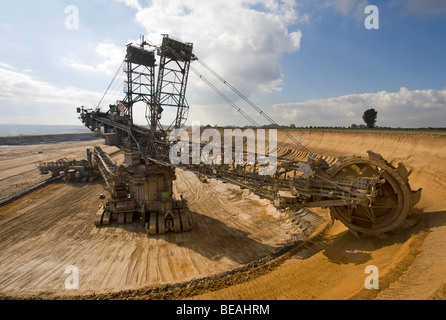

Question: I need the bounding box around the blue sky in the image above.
[280,0,446,99]
[0,0,445,128]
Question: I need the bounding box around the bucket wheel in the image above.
[327,151,421,236]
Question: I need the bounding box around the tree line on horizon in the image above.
[195,108,445,131]
[5,109,442,131]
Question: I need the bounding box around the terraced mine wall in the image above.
[278,129,446,211]
[0,133,97,145]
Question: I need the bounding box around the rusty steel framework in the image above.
[36,156,95,181]
[76,35,422,236]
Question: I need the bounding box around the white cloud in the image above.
[119,0,303,125]
[55,1,303,126]
[273,87,446,128]
[0,62,16,71]
[134,0,302,96]
[114,0,143,11]
[0,63,102,125]
[65,42,125,76]
[324,0,446,20]
[327,0,358,15]
[401,0,446,15]
[324,0,370,21]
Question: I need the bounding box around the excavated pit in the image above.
[0,130,445,300]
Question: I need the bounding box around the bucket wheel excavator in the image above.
[78,35,193,234]
[77,35,421,237]
[312,151,421,236]
[334,154,421,235]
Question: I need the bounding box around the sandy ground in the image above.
[0,139,116,199]
[0,139,302,299]
[0,130,445,300]
[192,130,446,300]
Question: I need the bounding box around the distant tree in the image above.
[290,124,296,129]
[351,124,358,129]
[362,108,378,128]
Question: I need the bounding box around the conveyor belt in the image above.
[0,173,66,207]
